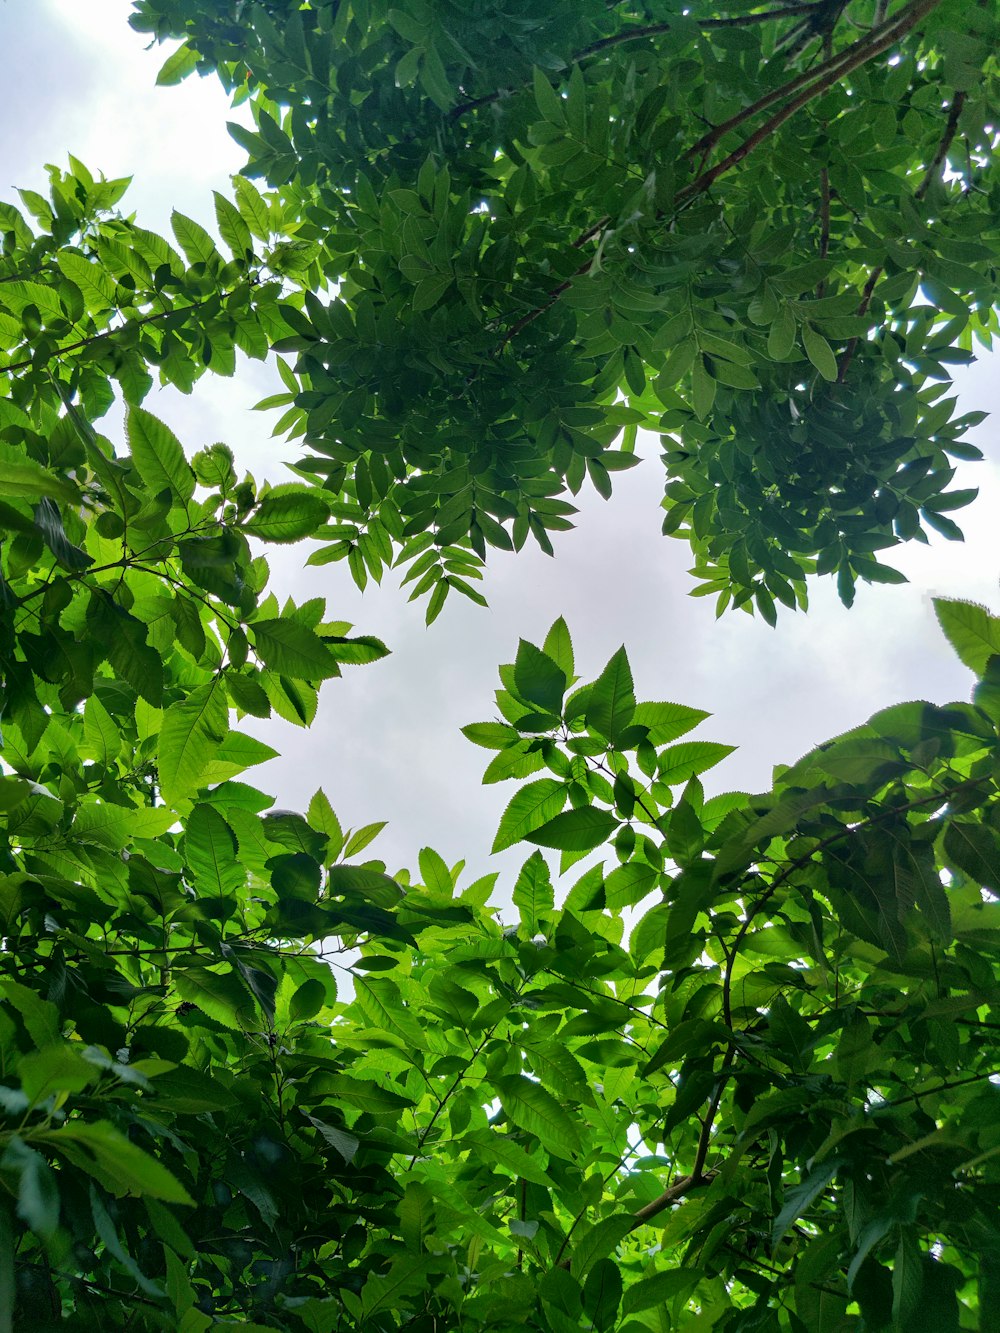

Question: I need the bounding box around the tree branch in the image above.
[449,4,831,121]
[630,1164,719,1226]
[685,0,938,167]
[914,89,967,201]
[837,88,966,380]
[678,0,942,202]
[496,0,943,351]
[0,294,222,377]
[721,772,994,1030]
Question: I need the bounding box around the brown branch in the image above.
[678,0,942,202]
[627,1041,734,1231]
[838,88,966,380]
[0,291,226,377]
[914,89,966,201]
[836,265,882,380]
[685,0,925,164]
[448,5,830,120]
[816,31,834,297]
[721,772,993,1030]
[630,1164,720,1226]
[818,168,831,279]
[497,0,942,352]
[882,1067,998,1108]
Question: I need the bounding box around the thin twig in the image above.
[497,0,942,350]
[685,0,935,165]
[0,290,230,377]
[448,5,830,120]
[721,772,993,1030]
[838,88,966,380]
[679,0,941,202]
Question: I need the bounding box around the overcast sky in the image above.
[5,1,1000,888]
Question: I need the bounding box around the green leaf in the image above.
[633,701,709,745]
[214,190,253,258]
[533,67,565,125]
[289,978,327,1023]
[244,491,330,543]
[306,1115,359,1164]
[311,1071,413,1115]
[461,722,519,750]
[691,356,716,420]
[767,306,796,360]
[514,639,566,713]
[494,1075,581,1159]
[572,1214,635,1281]
[157,679,228,806]
[18,1045,96,1104]
[146,1066,236,1115]
[1,1139,59,1241]
[944,821,1000,893]
[322,634,389,666]
[512,850,554,932]
[657,740,735,785]
[156,43,200,85]
[171,209,221,269]
[542,616,575,680]
[583,1257,622,1331]
[492,779,567,853]
[773,1160,839,1246]
[55,251,118,311]
[174,966,258,1029]
[586,647,635,744]
[459,1131,551,1186]
[621,1268,703,1315]
[184,803,244,897]
[33,495,93,567]
[126,406,195,503]
[45,1122,193,1204]
[71,801,175,849]
[934,598,1000,675]
[802,322,838,381]
[0,443,78,505]
[234,175,271,241]
[252,618,341,680]
[526,807,620,852]
[418,846,453,892]
[604,861,657,910]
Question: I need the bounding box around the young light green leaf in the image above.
[157,679,228,806]
[252,619,341,680]
[587,647,635,744]
[126,406,195,503]
[934,597,1000,675]
[525,807,620,853]
[492,779,567,853]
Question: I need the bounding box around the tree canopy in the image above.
[0,1,998,1330]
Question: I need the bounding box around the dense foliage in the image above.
[0,0,998,1329]
[127,0,999,619]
